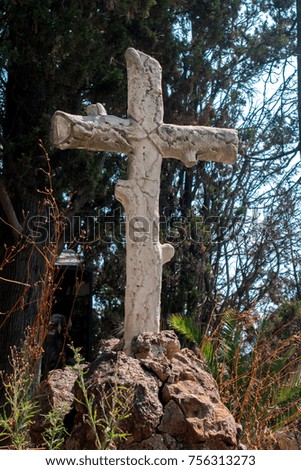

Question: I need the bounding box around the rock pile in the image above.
[32,331,242,450]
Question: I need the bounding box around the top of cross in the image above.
[125,48,163,132]
[51,48,238,168]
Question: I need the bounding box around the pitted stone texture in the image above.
[132,330,181,359]
[98,337,123,352]
[30,368,77,446]
[158,399,187,437]
[126,434,178,450]
[167,349,217,386]
[131,330,180,382]
[162,381,237,448]
[51,48,238,353]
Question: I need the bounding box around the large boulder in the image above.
[64,331,240,450]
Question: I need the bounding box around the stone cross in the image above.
[51,48,238,354]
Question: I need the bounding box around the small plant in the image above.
[96,384,133,450]
[70,344,133,449]
[0,346,39,449]
[42,405,70,450]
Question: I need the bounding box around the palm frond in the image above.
[168,314,204,345]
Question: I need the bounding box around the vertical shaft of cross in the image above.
[115,139,174,353]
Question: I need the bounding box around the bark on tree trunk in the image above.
[0,198,46,402]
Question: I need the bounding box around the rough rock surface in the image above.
[63,331,240,450]
[274,421,301,450]
[30,368,78,446]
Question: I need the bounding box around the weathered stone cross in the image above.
[51,48,238,354]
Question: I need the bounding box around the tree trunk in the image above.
[0,3,49,394]
[0,200,46,397]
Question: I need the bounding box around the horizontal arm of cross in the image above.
[51,110,238,167]
[50,110,146,153]
[151,124,238,167]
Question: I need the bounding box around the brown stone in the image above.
[168,349,217,388]
[138,356,171,382]
[162,380,237,447]
[30,368,77,447]
[158,400,187,437]
[66,350,163,449]
[127,435,168,450]
[98,338,123,351]
[131,330,180,381]
[274,422,301,450]
[34,332,240,450]
[132,330,181,360]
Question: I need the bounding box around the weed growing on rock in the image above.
[42,404,70,450]
[70,344,133,449]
